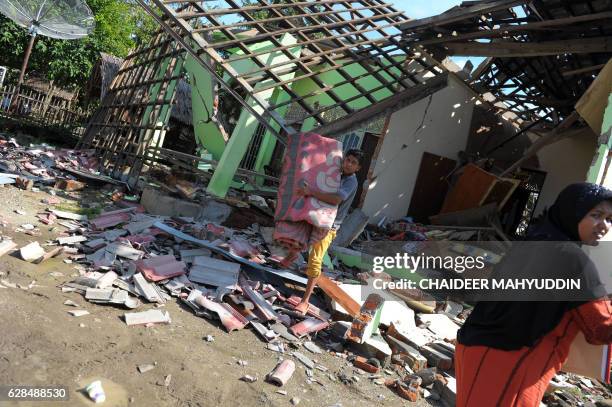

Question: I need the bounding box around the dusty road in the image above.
[0,186,435,407]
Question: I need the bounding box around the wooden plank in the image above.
[562,63,607,78]
[443,37,612,57]
[440,164,498,214]
[317,275,360,318]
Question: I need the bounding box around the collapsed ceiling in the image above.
[401,0,612,125]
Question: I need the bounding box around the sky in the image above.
[392,0,463,19]
[393,0,483,68]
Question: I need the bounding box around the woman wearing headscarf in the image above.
[455,182,612,407]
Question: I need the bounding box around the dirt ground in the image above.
[0,186,436,407]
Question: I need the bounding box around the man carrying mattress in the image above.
[290,149,364,315]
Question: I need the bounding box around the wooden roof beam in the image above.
[442,37,612,57]
[411,11,612,46]
[561,63,608,77]
[400,0,527,31]
[312,73,448,138]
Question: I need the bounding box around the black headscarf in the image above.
[528,182,612,241]
[458,183,611,350]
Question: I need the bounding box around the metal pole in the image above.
[17,34,37,87]
[10,33,37,113]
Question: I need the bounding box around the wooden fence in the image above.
[0,84,90,138]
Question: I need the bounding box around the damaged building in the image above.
[79,0,611,240]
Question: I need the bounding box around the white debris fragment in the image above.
[68,310,90,317]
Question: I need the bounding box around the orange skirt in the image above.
[455,313,579,407]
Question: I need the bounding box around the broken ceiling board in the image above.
[57,235,88,245]
[418,313,461,341]
[242,284,279,322]
[85,287,129,303]
[96,270,119,289]
[152,221,307,285]
[89,212,132,230]
[20,242,46,262]
[189,266,238,288]
[105,243,143,261]
[330,281,417,329]
[133,273,164,303]
[388,322,436,349]
[123,217,157,235]
[271,322,299,342]
[193,255,240,274]
[86,287,113,301]
[363,333,393,358]
[124,309,171,326]
[0,240,17,257]
[180,248,212,264]
[85,238,107,249]
[251,321,277,342]
[333,209,370,248]
[51,210,87,221]
[188,256,240,288]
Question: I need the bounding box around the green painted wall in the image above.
[281,59,402,132]
[185,55,227,160]
[185,42,405,195]
[206,34,302,197]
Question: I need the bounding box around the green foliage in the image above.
[0,0,156,89]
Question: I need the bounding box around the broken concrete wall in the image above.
[534,130,598,216]
[361,75,476,223]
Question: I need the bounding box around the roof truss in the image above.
[401,0,612,124]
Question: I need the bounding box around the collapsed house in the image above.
[78,0,611,241]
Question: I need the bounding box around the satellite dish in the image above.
[0,0,95,86]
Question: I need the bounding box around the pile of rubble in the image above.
[8,199,462,403]
[0,135,120,192]
[0,134,610,406]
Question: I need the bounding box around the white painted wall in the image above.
[534,132,598,216]
[362,75,476,222]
